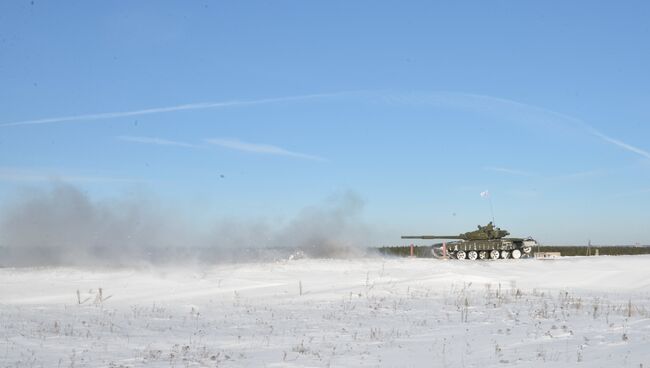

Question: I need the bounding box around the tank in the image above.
[402,222,537,260]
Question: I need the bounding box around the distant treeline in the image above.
[376,245,650,258]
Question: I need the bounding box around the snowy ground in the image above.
[2,255,650,367]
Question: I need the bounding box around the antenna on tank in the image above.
[480,190,495,225]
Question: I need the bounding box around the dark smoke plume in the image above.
[0,183,378,267]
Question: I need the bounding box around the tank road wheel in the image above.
[522,246,532,254]
[501,250,511,259]
[456,250,467,260]
[468,250,478,261]
[490,250,500,260]
[511,249,522,259]
[478,251,488,260]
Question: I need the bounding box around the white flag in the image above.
[480,190,489,198]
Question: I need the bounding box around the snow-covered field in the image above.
[2,255,650,367]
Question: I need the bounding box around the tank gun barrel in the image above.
[402,223,510,241]
[401,235,465,240]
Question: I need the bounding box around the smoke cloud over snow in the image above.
[271,192,372,258]
[0,183,378,267]
[0,184,197,266]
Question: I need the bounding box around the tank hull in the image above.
[434,238,536,260]
[402,223,537,260]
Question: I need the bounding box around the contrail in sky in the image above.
[388,91,650,162]
[483,166,538,177]
[0,92,343,128]
[206,138,327,161]
[118,135,326,161]
[586,129,650,160]
[3,89,647,162]
[117,136,200,149]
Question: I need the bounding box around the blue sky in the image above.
[1,1,649,245]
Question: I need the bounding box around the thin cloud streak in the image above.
[117,135,326,162]
[483,166,537,177]
[118,136,200,148]
[587,129,650,160]
[480,93,650,161]
[206,138,327,162]
[0,92,347,128]
[0,167,135,183]
[4,88,647,162]
[553,169,605,180]
[386,91,650,162]
[484,165,605,181]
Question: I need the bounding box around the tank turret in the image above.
[402,222,510,240]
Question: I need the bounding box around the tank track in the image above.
[432,238,537,260]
